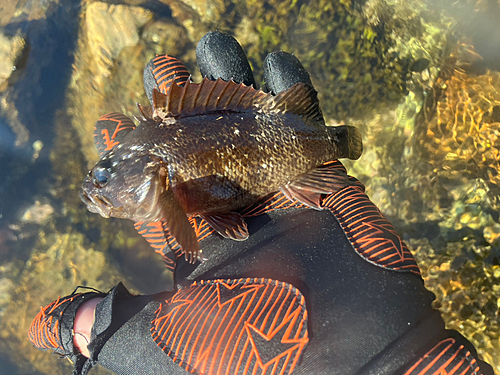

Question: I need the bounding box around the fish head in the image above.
[80,151,164,222]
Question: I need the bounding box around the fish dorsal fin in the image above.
[150,77,324,123]
[254,82,325,124]
[135,103,154,123]
[150,78,267,120]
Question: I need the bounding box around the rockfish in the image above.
[80,78,362,262]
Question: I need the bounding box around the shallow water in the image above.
[0,0,498,374]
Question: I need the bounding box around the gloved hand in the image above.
[28,31,494,375]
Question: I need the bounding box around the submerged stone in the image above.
[85,2,153,83]
[0,31,26,92]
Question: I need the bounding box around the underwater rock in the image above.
[0,230,122,375]
[0,31,26,92]
[412,67,500,212]
[141,20,191,59]
[85,2,153,84]
[410,58,430,73]
[159,0,421,120]
[361,0,455,67]
[168,0,226,30]
[410,237,500,373]
[0,0,60,26]
[0,92,29,148]
[0,277,14,319]
[333,11,500,370]
[72,3,194,165]
[20,199,54,224]
[163,0,202,42]
[177,0,225,23]
[6,0,494,373]
[483,224,500,246]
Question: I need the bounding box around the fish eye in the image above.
[92,168,112,187]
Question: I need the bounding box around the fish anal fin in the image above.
[200,211,249,241]
[160,189,200,263]
[255,82,325,124]
[281,163,352,208]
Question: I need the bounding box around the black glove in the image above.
[142,31,495,375]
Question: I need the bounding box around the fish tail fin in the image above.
[327,125,363,160]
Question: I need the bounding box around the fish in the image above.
[80,77,363,263]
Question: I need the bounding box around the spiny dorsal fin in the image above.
[135,103,153,122]
[152,89,167,120]
[151,77,268,119]
[150,77,323,122]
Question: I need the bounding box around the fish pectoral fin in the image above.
[200,212,249,241]
[281,163,352,209]
[160,190,200,264]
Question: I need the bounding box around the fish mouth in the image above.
[79,175,161,221]
[79,176,119,218]
[79,189,114,218]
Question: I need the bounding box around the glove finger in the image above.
[196,31,255,87]
[263,51,313,95]
[143,55,190,105]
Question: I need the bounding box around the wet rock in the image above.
[85,2,153,84]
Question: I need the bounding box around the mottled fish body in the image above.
[80,78,363,262]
